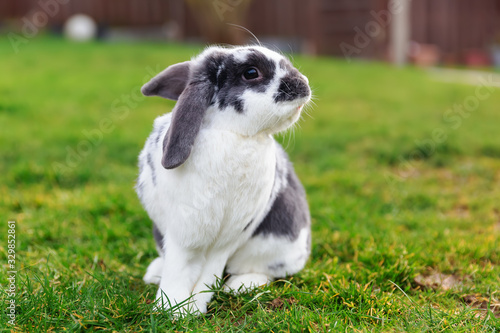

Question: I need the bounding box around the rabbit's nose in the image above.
[274,75,311,103]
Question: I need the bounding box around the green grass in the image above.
[1,36,499,332]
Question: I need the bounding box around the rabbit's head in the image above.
[141,45,311,169]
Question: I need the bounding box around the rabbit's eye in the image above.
[243,67,259,80]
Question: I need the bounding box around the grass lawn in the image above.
[1,36,499,332]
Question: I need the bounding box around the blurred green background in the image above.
[1,0,500,331]
[1,36,499,331]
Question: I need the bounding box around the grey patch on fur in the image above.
[153,223,164,255]
[268,262,285,271]
[155,123,166,147]
[136,180,144,195]
[252,147,310,240]
[243,219,254,232]
[135,180,145,204]
[147,152,156,186]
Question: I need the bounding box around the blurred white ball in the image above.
[64,14,97,42]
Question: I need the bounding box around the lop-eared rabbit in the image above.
[136,45,312,314]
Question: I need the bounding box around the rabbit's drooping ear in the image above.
[161,81,214,169]
[141,61,191,100]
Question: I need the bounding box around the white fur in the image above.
[137,45,311,315]
[143,257,163,285]
[225,273,270,292]
[226,227,310,279]
[138,112,278,314]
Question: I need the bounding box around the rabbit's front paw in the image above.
[224,273,270,294]
[143,257,163,285]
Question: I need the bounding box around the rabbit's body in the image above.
[138,112,276,250]
[136,45,312,314]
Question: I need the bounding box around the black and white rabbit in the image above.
[136,45,312,314]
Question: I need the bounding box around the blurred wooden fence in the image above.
[1,0,500,62]
[411,0,500,62]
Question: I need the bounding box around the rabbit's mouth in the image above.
[295,100,309,114]
[293,104,304,116]
[286,103,305,122]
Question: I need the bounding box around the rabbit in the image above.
[136,45,312,315]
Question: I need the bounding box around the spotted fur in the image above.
[136,45,312,315]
